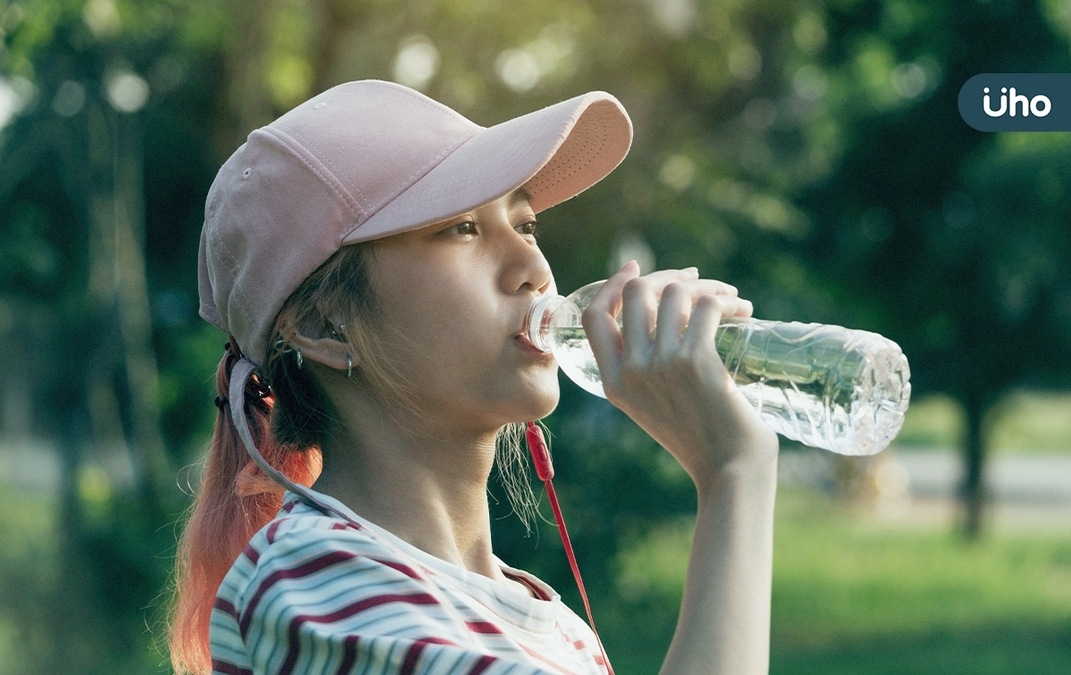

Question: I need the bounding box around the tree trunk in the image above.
[961,395,988,539]
[225,0,275,143]
[112,111,170,501]
[86,103,170,498]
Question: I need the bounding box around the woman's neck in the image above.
[312,389,506,581]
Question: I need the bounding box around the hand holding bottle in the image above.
[580,261,779,485]
[528,265,911,456]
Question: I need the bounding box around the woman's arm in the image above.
[661,455,776,675]
[583,261,779,675]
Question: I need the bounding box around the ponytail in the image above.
[168,342,320,675]
[168,242,536,673]
[167,243,376,674]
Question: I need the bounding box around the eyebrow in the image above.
[510,187,533,208]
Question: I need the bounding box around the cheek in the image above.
[376,280,493,374]
[374,260,465,334]
[367,252,516,390]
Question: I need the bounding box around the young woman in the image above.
[170,80,779,675]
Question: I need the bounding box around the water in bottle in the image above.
[526,280,911,456]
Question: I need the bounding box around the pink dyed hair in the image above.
[168,244,373,675]
[168,343,320,675]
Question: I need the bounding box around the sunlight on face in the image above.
[363,190,560,434]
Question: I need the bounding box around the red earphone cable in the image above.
[525,421,614,675]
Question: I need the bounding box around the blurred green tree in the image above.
[795,0,1071,537]
[1,1,227,671]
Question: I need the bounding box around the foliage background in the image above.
[0,0,1068,673]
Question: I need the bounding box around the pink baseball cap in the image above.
[199,79,633,367]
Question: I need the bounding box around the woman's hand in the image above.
[585,260,779,675]
[582,261,778,490]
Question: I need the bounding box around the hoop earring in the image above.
[346,354,353,379]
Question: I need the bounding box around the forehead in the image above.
[507,188,533,209]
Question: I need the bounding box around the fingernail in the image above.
[620,260,639,272]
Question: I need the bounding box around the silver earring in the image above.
[346,354,353,379]
[296,350,304,369]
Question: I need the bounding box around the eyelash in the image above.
[446,220,538,237]
[517,221,538,237]
[450,221,477,236]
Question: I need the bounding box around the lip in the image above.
[515,332,553,358]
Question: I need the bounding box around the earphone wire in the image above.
[525,421,614,675]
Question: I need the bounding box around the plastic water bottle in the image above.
[526,280,911,456]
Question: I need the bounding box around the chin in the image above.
[529,388,560,420]
[508,373,560,422]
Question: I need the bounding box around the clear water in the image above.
[538,293,911,456]
[550,326,609,398]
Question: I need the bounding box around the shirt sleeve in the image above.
[210,515,592,675]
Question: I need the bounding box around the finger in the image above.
[689,278,739,297]
[621,276,658,362]
[640,276,740,311]
[582,261,641,377]
[628,268,718,305]
[654,282,691,356]
[672,278,752,316]
[726,296,754,319]
[641,266,700,289]
[682,295,754,353]
[586,260,641,321]
[741,299,753,318]
[681,294,725,356]
[663,278,739,301]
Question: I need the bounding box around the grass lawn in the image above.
[602,487,1071,675]
[0,490,58,675]
[897,391,1071,454]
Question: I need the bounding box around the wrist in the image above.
[694,450,779,506]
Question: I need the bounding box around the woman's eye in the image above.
[517,220,538,237]
[448,221,477,236]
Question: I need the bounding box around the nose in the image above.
[501,231,553,297]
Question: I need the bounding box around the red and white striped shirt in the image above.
[210,490,610,675]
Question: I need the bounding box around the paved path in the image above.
[894,448,1071,505]
[780,446,1071,502]
[778,446,1071,530]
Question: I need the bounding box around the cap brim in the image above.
[343,91,632,244]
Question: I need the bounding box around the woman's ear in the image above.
[286,331,353,374]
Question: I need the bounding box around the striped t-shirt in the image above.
[210,490,610,675]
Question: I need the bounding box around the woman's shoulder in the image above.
[220,494,435,602]
[256,496,370,550]
[212,494,449,646]
[243,494,421,574]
